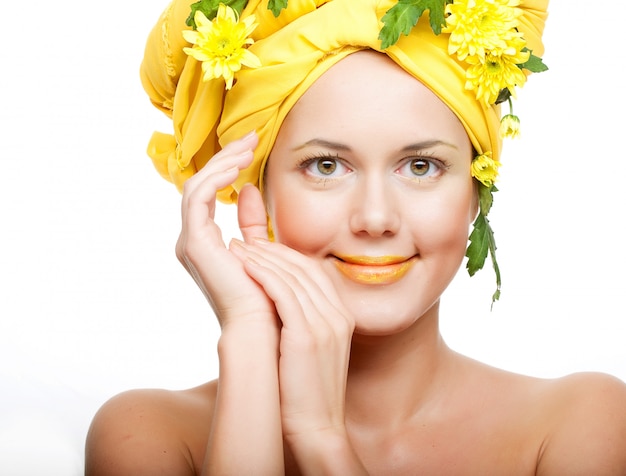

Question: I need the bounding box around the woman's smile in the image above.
[332,255,418,285]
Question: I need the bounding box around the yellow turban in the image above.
[140,0,548,203]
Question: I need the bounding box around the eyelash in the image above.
[397,152,450,180]
[297,153,351,182]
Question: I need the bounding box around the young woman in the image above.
[86,1,626,474]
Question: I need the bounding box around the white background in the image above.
[1,1,624,474]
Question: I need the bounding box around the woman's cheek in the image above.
[414,189,474,256]
[270,194,335,252]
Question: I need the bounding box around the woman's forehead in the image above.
[281,51,470,147]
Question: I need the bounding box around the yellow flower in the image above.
[444,0,524,61]
[465,48,529,106]
[471,152,501,187]
[499,114,520,139]
[182,4,261,89]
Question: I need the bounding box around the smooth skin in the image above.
[85,52,626,475]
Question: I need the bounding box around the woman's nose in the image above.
[348,176,401,237]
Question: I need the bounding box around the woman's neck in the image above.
[345,301,457,429]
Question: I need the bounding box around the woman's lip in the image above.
[332,255,417,285]
[336,255,407,265]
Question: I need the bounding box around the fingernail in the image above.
[230,238,245,248]
[241,130,257,141]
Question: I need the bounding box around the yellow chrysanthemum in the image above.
[465,48,529,106]
[471,152,501,187]
[444,0,524,61]
[499,114,521,139]
[182,5,261,89]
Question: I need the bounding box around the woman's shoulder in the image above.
[534,371,626,475]
[476,360,626,436]
[463,354,626,413]
[84,380,218,476]
[453,357,626,473]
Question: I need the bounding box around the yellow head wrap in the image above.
[140,0,548,203]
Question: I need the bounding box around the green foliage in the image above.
[466,184,501,307]
[478,182,495,216]
[186,0,248,28]
[268,0,289,17]
[495,88,511,105]
[466,213,489,276]
[519,48,549,73]
[186,0,289,27]
[496,49,548,105]
[379,0,450,49]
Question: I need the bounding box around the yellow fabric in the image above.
[140,0,549,202]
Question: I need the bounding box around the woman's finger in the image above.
[182,131,258,197]
[238,184,269,243]
[244,239,346,315]
[179,132,258,226]
[232,240,353,333]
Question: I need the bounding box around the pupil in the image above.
[318,159,337,175]
[411,160,429,176]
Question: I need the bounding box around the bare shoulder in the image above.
[85,381,218,476]
[536,372,626,475]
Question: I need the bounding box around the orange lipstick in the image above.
[333,255,416,285]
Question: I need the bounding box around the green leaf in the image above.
[379,0,449,50]
[466,213,490,277]
[268,0,288,17]
[478,183,495,216]
[467,185,502,308]
[495,88,511,105]
[186,0,248,28]
[187,0,219,27]
[519,49,549,73]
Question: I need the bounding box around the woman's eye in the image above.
[397,158,443,179]
[301,156,351,178]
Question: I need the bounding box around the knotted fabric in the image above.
[140,0,548,202]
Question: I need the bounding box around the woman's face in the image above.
[264,51,476,335]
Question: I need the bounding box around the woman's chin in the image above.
[346,298,440,338]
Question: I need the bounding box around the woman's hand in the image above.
[175,132,276,330]
[230,238,367,473]
[177,133,285,474]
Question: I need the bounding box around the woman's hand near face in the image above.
[176,132,276,331]
[176,133,284,475]
[230,238,368,474]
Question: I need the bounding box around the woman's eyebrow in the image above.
[293,139,352,151]
[401,140,458,151]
